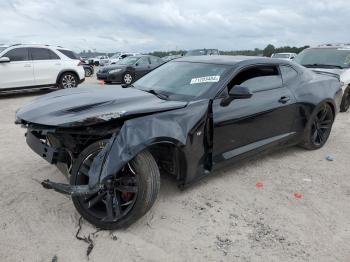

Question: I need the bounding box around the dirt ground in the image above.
[0,75,349,262]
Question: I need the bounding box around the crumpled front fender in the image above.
[88,100,211,188]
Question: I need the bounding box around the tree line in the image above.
[79,44,310,58]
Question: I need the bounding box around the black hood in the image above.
[16,86,187,127]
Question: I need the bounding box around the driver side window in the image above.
[228,65,282,93]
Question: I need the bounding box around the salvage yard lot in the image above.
[0,79,350,261]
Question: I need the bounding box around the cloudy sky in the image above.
[1,0,349,53]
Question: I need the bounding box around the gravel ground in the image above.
[0,75,349,262]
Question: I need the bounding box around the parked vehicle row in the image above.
[0,44,85,90]
[16,55,342,229]
[97,55,164,85]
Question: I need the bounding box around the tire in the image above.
[84,68,93,77]
[58,72,78,89]
[122,72,133,85]
[340,86,350,112]
[299,103,334,150]
[70,140,160,229]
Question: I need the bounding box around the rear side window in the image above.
[229,65,282,92]
[137,57,150,65]
[57,49,79,60]
[30,48,60,60]
[280,65,298,84]
[3,48,29,61]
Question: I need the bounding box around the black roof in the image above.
[174,55,291,66]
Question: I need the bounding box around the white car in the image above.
[89,55,110,66]
[294,44,350,112]
[108,53,138,65]
[271,53,297,60]
[0,44,85,91]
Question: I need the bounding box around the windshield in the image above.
[294,48,350,69]
[116,56,140,65]
[110,53,121,59]
[0,47,7,53]
[272,53,290,58]
[133,61,230,101]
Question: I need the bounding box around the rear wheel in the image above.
[70,140,160,229]
[340,86,350,112]
[299,103,334,150]
[59,72,78,89]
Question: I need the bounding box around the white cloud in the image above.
[0,0,350,52]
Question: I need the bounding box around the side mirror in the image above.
[220,85,252,107]
[0,57,10,63]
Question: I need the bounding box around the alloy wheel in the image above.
[310,105,333,146]
[75,152,138,222]
[124,74,133,84]
[62,74,77,88]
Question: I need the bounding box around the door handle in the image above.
[278,96,290,104]
[24,64,31,67]
[55,63,61,66]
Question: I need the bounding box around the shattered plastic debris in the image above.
[325,155,334,161]
[256,182,264,189]
[294,193,303,199]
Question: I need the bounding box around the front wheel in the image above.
[299,103,334,150]
[58,72,78,89]
[122,72,133,85]
[84,68,93,77]
[70,140,160,229]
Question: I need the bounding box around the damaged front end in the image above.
[15,87,212,228]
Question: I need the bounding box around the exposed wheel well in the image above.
[147,143,186,183]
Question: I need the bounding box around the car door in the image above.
[134,57,151,80]
[30,48,61,86]
[212,64,297,164]
[0,47,34,89]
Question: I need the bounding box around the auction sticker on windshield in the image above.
[190,76,220,84]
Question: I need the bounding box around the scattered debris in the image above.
[294,193,303,199]
[51,255,58,262]
[325,155,334,161]
[161,215,167,219]
[205,202,213,208]
[110,233,118,241]
[215,236,232,255]
[303,178,312,182]
[75,217,95,258]
[256,182,264,189]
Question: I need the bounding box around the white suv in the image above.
[0,44,85,91]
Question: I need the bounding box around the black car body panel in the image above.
[16,56,342,191]
[16,87,187,127]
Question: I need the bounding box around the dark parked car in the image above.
[185,48,220,56]
[16,56,342,229]
[82,64,94,77]
[96,55,164,84]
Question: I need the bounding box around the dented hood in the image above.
[16,86,188,127]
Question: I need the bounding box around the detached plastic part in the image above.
[41,179,101,196]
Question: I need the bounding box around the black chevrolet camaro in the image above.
[16,56,342,229]
[96,55,164,85]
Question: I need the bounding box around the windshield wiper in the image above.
[143,89,169,100]
[303,64,344,69]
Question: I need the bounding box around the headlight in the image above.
[109,69,122,74]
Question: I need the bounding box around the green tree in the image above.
[263,44,275,57]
